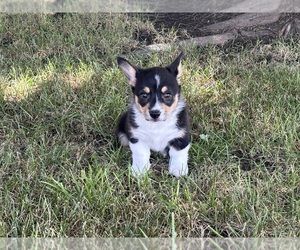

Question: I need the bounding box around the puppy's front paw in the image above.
[168,144,190,177]
[169,162,188,177]
[129,142,151,178]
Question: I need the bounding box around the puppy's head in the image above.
[117,53,183,122]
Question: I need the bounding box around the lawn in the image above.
[0,13,299,237]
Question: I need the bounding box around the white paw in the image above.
[169,163,188,177]
[129,141,151,178]
[168,144,190,177]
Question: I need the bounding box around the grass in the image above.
[0,13,300,237]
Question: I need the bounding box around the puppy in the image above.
[116,53,190,177]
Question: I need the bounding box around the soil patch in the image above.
[133,13,300,46]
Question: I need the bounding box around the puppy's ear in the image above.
[117,57,138,87]
[166,52,183,82]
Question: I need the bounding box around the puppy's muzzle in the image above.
[149,110,161,119]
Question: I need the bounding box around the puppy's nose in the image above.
[149,110,161,119]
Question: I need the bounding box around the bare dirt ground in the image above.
[134,13,300,47]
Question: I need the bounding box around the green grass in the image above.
[0,13,299,237]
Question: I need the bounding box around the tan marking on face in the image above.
[161,86,168,93]
[135,95,150,117]
[162,94,179,115]
[143,87,150,94]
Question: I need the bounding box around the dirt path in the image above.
[131,13,300,53]
[146,13,300,38]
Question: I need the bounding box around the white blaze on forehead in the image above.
[154,74,160,88]
[151,74,163,114]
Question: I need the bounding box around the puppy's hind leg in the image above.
[115,111,130,146]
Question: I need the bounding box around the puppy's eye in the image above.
[139,92,149,100]
[163,92,172,101]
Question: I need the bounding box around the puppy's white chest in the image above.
[132,118,183,152]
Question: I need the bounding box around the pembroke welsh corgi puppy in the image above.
[116,53,190,177]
